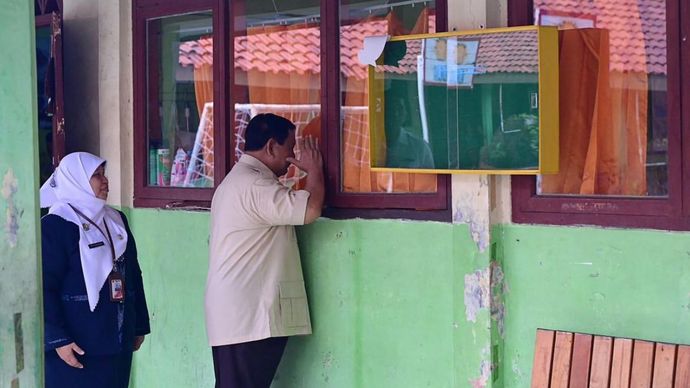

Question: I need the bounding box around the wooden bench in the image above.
[531,329,690,387]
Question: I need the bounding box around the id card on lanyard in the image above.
[69,205,125,303]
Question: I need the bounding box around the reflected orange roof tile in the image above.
[178,2,666,80]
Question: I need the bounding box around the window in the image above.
[133,0,222,207]
[327,1,450,220]
[509,0,690,230]
[230,0,322,192]
[133,0,450,219]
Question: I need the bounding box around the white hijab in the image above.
[40,152,128,312]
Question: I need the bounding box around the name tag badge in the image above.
[88,241,105,249]
[108,271,125,303]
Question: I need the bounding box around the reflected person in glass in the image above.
[385,96,435,169]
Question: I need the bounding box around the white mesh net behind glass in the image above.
[187,103,368,188]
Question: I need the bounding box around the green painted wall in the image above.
[497,225,690,387]
[126,208,690,387]
[273,219,490,388]
[123,208,215,386]
[125,209,495,387]
[0,0,43,387]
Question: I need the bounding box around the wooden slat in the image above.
[550,331,574,388]
[569,333,593,388]
[631,340,655,388]
[610,338,634,388]
[653,343,676,387]
[674,345,690,388]
[531,329,555,388]
[589,336,613,388]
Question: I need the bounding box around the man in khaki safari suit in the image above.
[205,113,324,388]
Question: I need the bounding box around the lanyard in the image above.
[68,204,117,266]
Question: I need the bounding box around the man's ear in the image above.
[265,138,277,157]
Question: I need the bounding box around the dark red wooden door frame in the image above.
[36,11,65,167]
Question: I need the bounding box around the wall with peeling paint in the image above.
[0,1,43,387]
[497,225,690,387]
[55,1,690,387]
[123,209,690,388]
[124,209,497,388]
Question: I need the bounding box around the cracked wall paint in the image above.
[490,261,508,338]
[465,267,490,322]
[320,351,335,384]
[511,357,524,382]
[469,346,493,388]
[2,169,19,248]
[1,0,44,386]
[454,200,490,253]
[499,225,690,386]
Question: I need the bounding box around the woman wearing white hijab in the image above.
[40,152,150,388]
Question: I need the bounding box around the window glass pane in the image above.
[232,0,321,190]
[340,0,438,193]
[371,32,543,172]
[147,12,213,188]
[534,0,668,197]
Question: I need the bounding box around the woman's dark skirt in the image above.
[45,350,133,388]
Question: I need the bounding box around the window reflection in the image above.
[232,0,321,189]
[340,0,438,193]
[147,12,214,188]
[535,0,668,197]
[372,30,543,171]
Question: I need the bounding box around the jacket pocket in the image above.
[279,281,309,328]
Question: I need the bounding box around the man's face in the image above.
[272,130,296,177]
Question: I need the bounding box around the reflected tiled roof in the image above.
[179,23,539,78]
[535,0,666,74]
[340,20,391,79]
[178,1,666,79]
[377,30,539,76]
[375,27,539,76]
[474,31,539,74]
[178,37,213,68]
[235,25,321,76]
[179,20,391,80]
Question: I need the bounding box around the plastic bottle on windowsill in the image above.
[149,148,158,186]
[157,148,171,186]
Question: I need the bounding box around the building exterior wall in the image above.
[498,224,690,386]
[51,0,690,387]
[123,209,690,387]
[63,0,134,207]
[124,209,493,388]
[0,1,43,387]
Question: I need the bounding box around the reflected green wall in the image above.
[125,208,690,387]
[0,1,42,387]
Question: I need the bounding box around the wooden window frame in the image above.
[133,0,451,221]
[133,0,227,208]
[509,0,690,230]
[322,0,451,221]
